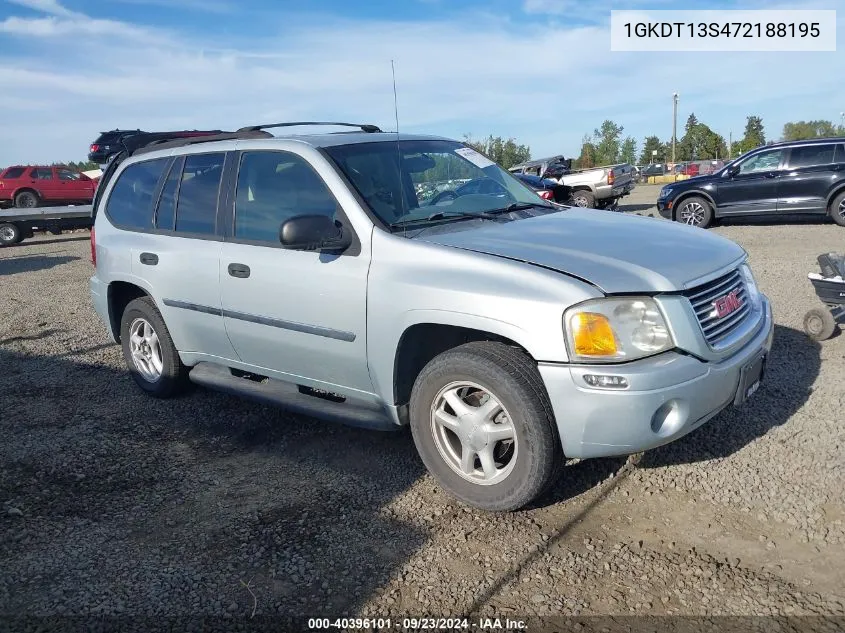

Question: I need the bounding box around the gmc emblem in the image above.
[713,289,743,318]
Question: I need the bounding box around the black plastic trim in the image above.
[162,298,356,342]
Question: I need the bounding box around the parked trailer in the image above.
[0,205,92,246]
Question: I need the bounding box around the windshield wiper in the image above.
[488,201,556,214]
[389,210,507,229]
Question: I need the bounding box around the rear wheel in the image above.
[409,341,562,511]
[120,296,190,397]
[0,223,21,246]
[14,190,39,209]
[676,195,713,228]
[570,190,595,208]
[829,191,845,227]
[803,307,836,341]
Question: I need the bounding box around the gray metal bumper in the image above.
[539,298,774,459]
[89,275,117,343]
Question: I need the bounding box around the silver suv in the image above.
[89,122,774,511]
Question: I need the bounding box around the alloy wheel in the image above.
[680,201,705,225]
[429,381,518,486]
[128,317,163,382]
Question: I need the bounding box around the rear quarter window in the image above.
[104,158,169,230]
[1,167,26,179]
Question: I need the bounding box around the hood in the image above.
[417,210,745,294]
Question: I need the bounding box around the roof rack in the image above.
[132,130,272,155]
[236,121,383,134]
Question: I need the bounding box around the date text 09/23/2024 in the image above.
[307,617,527,630]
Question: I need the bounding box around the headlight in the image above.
[658,186,673,199]
[564,297,674,363]
[739,263,762,310]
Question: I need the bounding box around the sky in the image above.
[0,0,842,166]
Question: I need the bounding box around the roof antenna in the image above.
[391,59,409,226]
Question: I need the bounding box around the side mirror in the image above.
[726,164,740,178]
[279,215,352,253]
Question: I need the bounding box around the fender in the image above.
[368,307,558,408]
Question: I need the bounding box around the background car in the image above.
[0,165,96,208]
[88,129,225,165]
[639,163,667,182]
[657,138,845,228]
[509,155,572,180]
[513,173,571,203]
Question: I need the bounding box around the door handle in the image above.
[139,252,158,265]
[228,263,250,278]
[765,172,778,178]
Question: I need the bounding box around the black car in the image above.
[88,129,225,164]
[657,138,845,228]
[639,163,667,182]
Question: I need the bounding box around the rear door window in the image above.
[32,167,53,180]
[788,144,837,169]
[174,153,225,235]
[105,158,169,229]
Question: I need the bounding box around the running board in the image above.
[188,362,396,431]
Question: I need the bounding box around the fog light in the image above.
[583,374,628,389]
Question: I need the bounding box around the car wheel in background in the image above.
[0,223,21,246]
[676,196,713,229]
[570,190,595,208]
[803,307,837,341]
[120,296,191,398]
[14,191,39,209]
[829,191,845,227]
[409,341,563,511]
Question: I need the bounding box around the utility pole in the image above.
[672,92,679,165]
[729,131,732,159]
[840,112,844,131]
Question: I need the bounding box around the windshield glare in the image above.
[324,140,551,227]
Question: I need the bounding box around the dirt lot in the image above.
[2,192,844,628]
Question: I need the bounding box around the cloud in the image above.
[0,0,841,164]
[110,0,235,13]
[6,0,77,17]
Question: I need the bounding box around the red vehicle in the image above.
[0,165,96,208]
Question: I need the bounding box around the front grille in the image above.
[683,268,751,347]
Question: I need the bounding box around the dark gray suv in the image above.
[657,138,845,228]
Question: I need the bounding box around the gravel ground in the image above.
[1,196,844,628]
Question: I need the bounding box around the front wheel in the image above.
[120,296,191,397]
[409,342,562,511]
[829,191,845,227]
[675,195,713,228]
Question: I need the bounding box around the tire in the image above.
[570,190,595,208]
[803,307,837,341]
[675,195,713,228]
[409,341,562,511]
[829,191,845,227]
[0,223,21,246]
[14,190,39,209]
[119,296,190,397]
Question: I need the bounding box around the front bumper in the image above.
[539,297,774,459]
[656,198,673,218]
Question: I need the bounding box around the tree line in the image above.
[574,115,845,169]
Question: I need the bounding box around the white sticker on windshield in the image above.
[455,147,495,169]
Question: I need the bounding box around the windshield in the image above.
[324,139,553,228]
